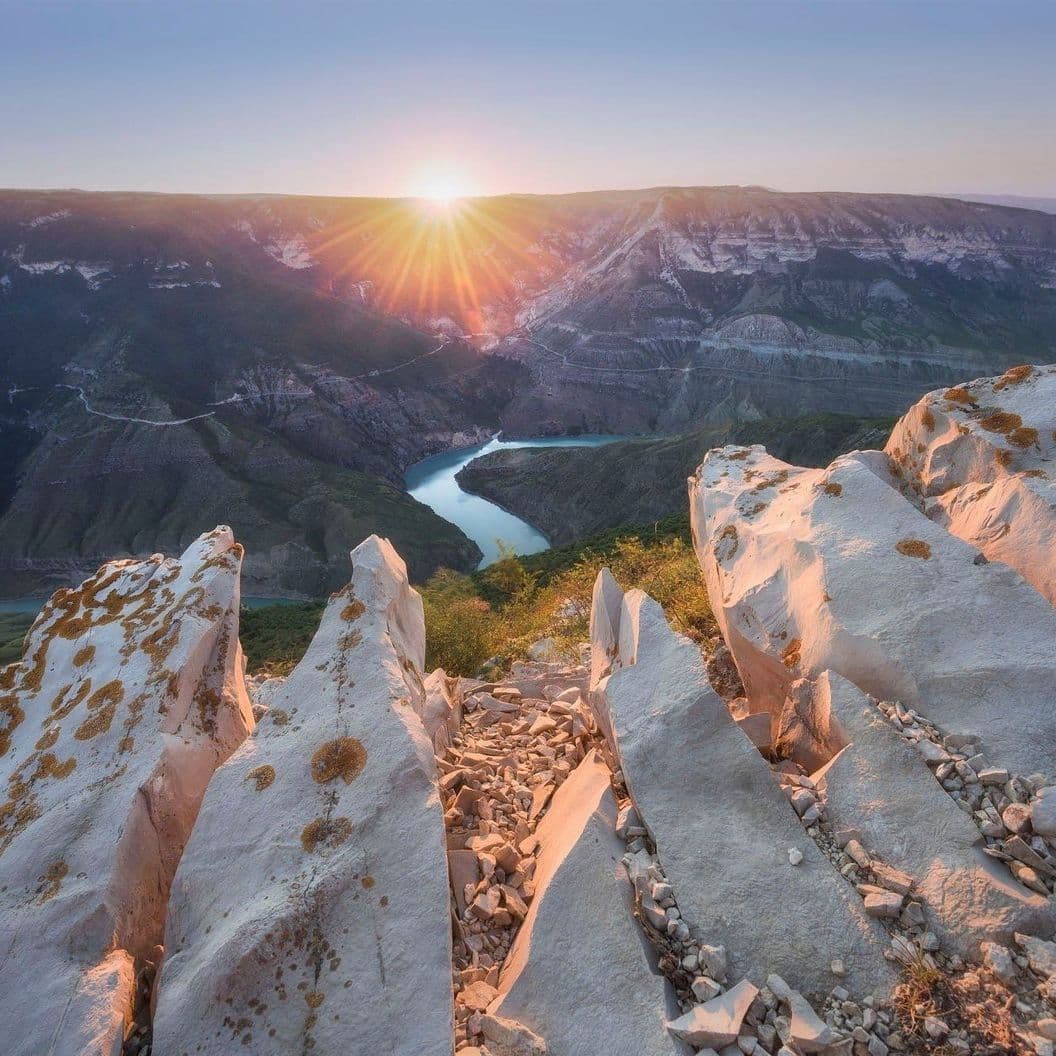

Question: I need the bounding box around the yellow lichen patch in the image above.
[727,449,751,461]
[36,860,68,904]
[823,482,843,497]
[195,688,222,735]
[33,752,76,780]
[361,875,375,889]
[921,408,936,431]
[781,639,802,670]
[34,728,59,751]
[1024,469,1048,479]
[996,449,1014,468]
[269,709,290,726]
[896,539,932,560]
[73,645,95,668]
[993,364,1034,391]
[310,738,367,785]
[304,991,325,1009]
[340,599,366,622]
[978,410,1023,435]
[944,386,974,406]
[752,469,789,492]
[48,680,91,724]
[246,765,276,791]
[118,736,135,754]
[21,644,49,694]
[300,816,353,854]
[1008,426,1039,449]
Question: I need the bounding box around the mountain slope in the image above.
[3,186,1056,594]
[456,414,895,545]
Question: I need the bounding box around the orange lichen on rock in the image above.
[1008,426,1039,449]
[781,638,802,670]
[340,599,366,622]
[993,364,1034,390]
[73,679,124,741]
[310,738,367,785]
[714,524,739,564]
[33,752,76,780]
[896,539,932,559]
[978,410,1023,435]
[300,816,353,854]
[944,386,974,406]
[36,860,68,904]
[921,408,936,430]
[246,765,276,791]
[823,482,843,497]
[72,645,96,668]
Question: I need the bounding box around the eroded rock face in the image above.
[152,535,452,1056]
[0,527,253,1056]
[590,577,893,1000]
[813,671,1053,954]
[487,750,686,1055]
[691,444,1056,780]
[886,364,1056,607]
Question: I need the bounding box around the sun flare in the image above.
[408,162,476,208]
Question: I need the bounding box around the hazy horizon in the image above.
[3,0,1055,200]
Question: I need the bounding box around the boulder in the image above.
[0,527,253,1056]
[667,979,758,1048]
[886,364,1056,606]
[774,676,849,773]
[812,671,1053,953]
[590,576,893,1000]
[690,444,1056,780]
[488,750,686,1056]
[152,536,452,1056]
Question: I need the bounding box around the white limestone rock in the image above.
[420,667,462,751]
[153,536,452,1056]
[815,673,1052,951]
[886,364,1056,606]
[667,979,758,1048]
[590,577,893,1000]
[690,444,1056,780]
[488,750,687,1056]
[0,527,253,1056]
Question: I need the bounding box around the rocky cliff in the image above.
[4,369,1056,1055]
[4,187,1056,595]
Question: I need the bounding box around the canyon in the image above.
[3,364,1056,1055]
[3,187,1056,596]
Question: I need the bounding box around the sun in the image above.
[407,162,476,210]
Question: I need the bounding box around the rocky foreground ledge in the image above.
[2,365,1056,1055]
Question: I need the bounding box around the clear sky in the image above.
[2,0,1054,199]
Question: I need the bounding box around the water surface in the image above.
[406,434,624,567]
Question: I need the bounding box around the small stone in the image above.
[667,979,759,1048]
[1003,802,1033,834]
[830,958,846,978]
[788,848,804,866]
[698,944,728,982]
[923,1016,948,1039]
[1017,933,1056,979]
[863,890,903,919]
[692,976,723,1002]
[981,941,1018,985]
[979,767,1010,786]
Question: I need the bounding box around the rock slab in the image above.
[488,749,686,1056]
[590,576,893,1000]
[152,536,452,1056]
[0,527,253,1056]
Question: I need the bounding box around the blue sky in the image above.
[1,0,1054,197]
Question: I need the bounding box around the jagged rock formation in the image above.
[487,751,685,1056]
[887,363,1056,606]
[691,443,1056,779]
[588,578,894,1000]
[152,536,452,1056]
[0,527,253,1056]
